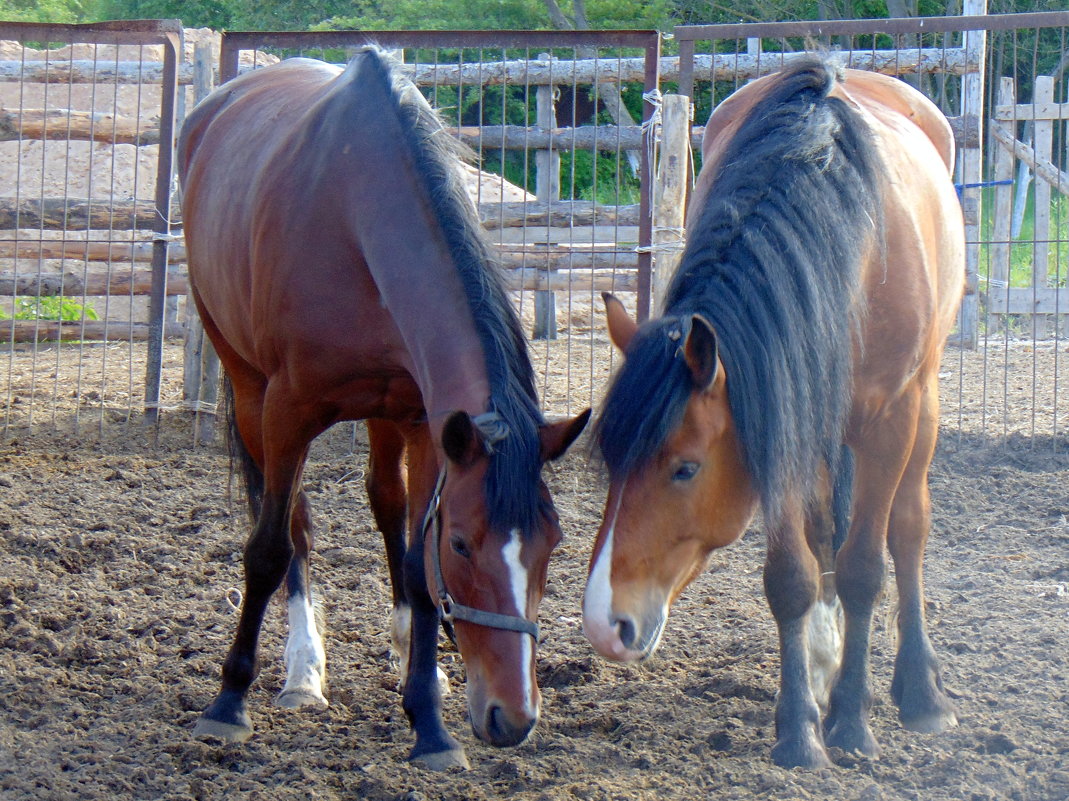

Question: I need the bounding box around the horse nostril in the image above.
[613,615,637,650]
[486,704,534,747]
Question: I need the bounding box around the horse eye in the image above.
[450,536,472,559]
[673,461,700,482]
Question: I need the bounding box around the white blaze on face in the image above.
[502,529,537,716]
[582,488,630,661]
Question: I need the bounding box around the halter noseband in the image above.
[423,466,541,642]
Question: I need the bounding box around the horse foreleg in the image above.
[399,425,468,771]
[277,489,329,709]
[887,375,957,733]
[765,507,831,769]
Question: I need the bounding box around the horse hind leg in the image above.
[803,448,851,712]
[887,375,956,733]
[277,489,329,709]
[825,397,922,758]
[194,383,314,742]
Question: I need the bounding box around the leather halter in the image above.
[423,467,541,641]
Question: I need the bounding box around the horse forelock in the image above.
[595,317,695,479]
[656,55,882,523]
[359,48,546,537]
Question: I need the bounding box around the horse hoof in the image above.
[824,720,881,758]
[411,748,470,772]
[276,688,329,709]
[193,716,253,744]
[901,708,958,734]
[771,736,833,770]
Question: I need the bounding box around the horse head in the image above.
[582,294,758,663]
[429,408,589,746]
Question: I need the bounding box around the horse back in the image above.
[833,70,965,396]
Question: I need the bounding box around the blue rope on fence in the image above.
[955,178,1014,198]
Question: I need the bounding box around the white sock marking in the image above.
[282,592,327,703]
[806,596,844,710]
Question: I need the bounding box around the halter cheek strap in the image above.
[423,468,541,641]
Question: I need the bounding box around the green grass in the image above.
[978,184,1069,289]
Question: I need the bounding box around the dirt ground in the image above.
[1,334,1068,801]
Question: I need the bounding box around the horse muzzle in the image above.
[472,702,538,747]
[583,604,666,663]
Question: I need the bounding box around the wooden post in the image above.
[989,77,1016,334]
[956,0,987,349]
[1032,75,1054,339]
[651,94,690,313]
[182,40,221,444]
[533,54,559,341]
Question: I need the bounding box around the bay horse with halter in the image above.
[177,50,588,770]
[582,57,963,767]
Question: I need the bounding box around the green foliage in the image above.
[0,0,85,23]
[0,296,100,322]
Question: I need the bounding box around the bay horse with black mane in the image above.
[582,57,963,768]
[177,50,588,770]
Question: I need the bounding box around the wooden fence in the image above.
[2,13,1068,442]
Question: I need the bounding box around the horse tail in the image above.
[831,443,854,554]
[224,375,263,521]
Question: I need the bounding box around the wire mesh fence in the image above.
[0,15,1066,450]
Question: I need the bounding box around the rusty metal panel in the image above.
[0,19,180,436]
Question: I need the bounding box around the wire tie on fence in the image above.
[184,399,218,414]
[641,88,664,177]
[635,226,686,255]
[225,588,243,612]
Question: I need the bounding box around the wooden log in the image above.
[503,269,637,293]
[0,47,968,90]
[497,249,638,271]
[490,225,640,245]
[457,115,978,152]
[401,47,970,87]
[3,319,184,342]
[479,201,640,229]
[989,79,1015,296]
[988,121,1069,197]
[1,197,634,232]
[987,287,1069,315]
[0,198,161,231]
[0,59,194,85]
[993,102,1069,121]
[0,269,188,296]
[0,239,186,263]
[533,70,560,341]
[650,94,690,313]
[956,0,986,351]
[0,107,159,145]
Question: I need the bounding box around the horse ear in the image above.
[684,314,720,391]
[540,408,591,462]
[442,411,483,467]
[603,292,638,352]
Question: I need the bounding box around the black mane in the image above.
[596,57,882,523]
[362,48,547,535]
